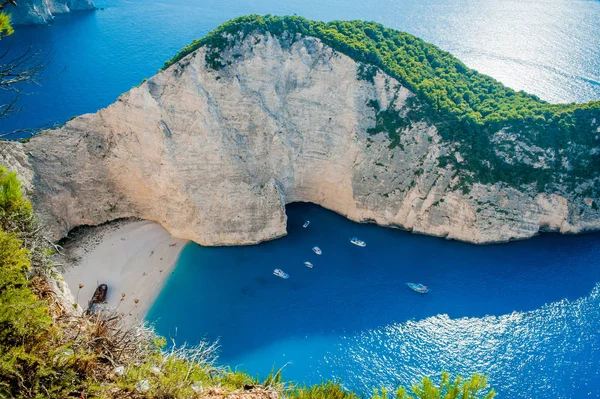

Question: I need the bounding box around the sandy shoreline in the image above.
[60,219,188,321]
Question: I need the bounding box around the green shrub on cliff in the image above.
[290,373,495,399]
[291,380,361,399]
[0,166,88,398]
[0,167,32,224]
[0,13,13,39]
[162,15,600,194]
[0,230,52,395]
[381,372,495,399]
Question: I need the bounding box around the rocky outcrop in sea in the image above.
[5,0,94,26]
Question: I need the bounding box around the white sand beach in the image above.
[61,220,188,321]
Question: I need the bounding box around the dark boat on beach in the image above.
[87,284,108,313]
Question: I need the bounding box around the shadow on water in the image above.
[147,202,600,363]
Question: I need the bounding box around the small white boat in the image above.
[303,220,310,228]
[350,237,366,247]
[273,269,289,279]
[304,261,314,268]
[312,246,322,255]
[406,283,429,294]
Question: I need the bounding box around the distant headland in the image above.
[4,0,95,26]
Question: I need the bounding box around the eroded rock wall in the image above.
[2,33,599,245]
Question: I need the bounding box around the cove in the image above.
[147,203,600,398]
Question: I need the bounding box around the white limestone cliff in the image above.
[1,33,599,245]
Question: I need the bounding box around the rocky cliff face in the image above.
[1,32,599,245]
[5,0,94,26]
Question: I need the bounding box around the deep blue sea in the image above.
[148,204,600,398]
[2,0,600,397]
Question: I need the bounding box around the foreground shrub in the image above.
[379,372,496,399]
[291,380,360,399]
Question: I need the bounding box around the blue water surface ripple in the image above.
[147,203,600,398]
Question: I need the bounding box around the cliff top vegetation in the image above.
[163,15,600,195]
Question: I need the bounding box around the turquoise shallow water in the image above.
[147,203,600,398]
[2,0,600,396]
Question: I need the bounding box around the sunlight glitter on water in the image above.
[318,284,600,398]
